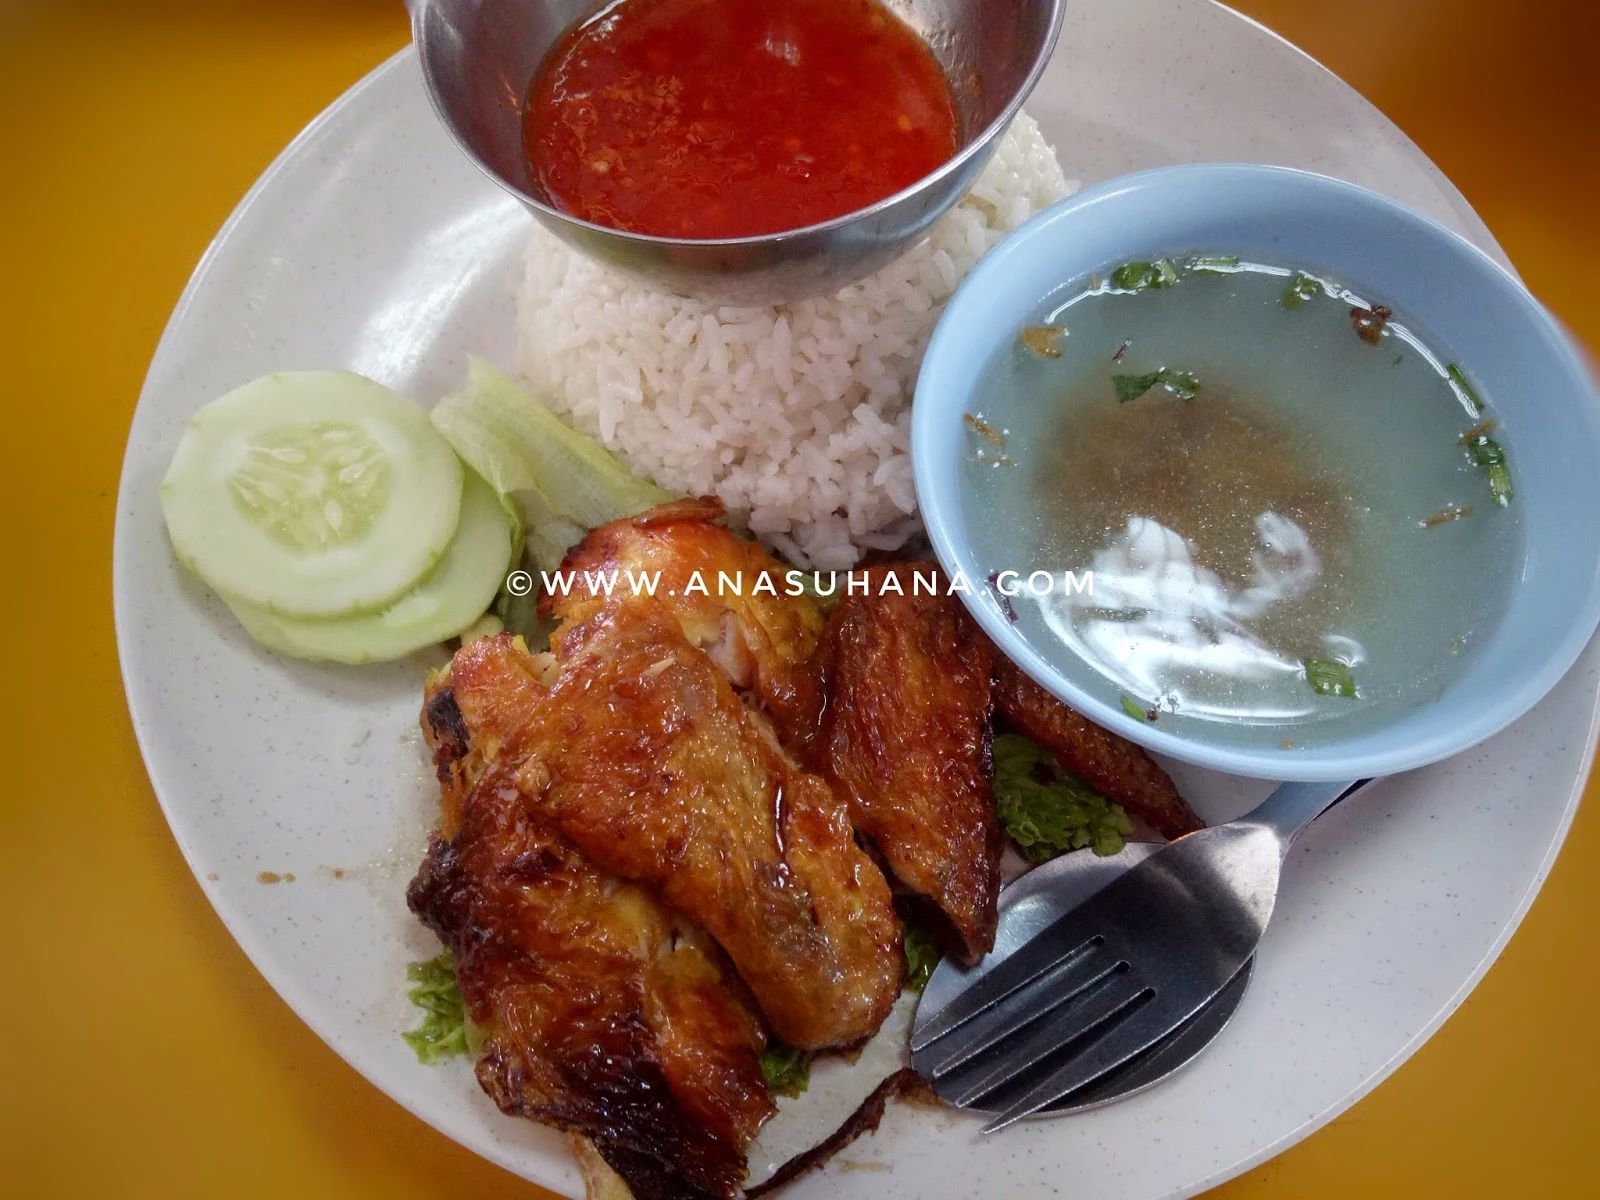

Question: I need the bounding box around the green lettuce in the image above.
[759,1042,811,1098]
[795,570,844,615]
[903,923,941,993]
[401,951,470,1064]
[431,357,675,573]
[994,733,1132,861]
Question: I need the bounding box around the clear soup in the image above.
[961,258,1522,751]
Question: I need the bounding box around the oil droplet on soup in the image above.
[962,262,1522,751]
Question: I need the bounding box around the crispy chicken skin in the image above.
[409,639,775,1200]
[528,607,903,1047]
[819,564,1002,965]
[991,658,1204,840]
[546,497,826,745]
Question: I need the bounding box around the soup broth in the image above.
[961,261,1523,750]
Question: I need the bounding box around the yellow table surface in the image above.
[3,0,1597,1196]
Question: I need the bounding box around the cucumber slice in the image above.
[161,371,463,618]
[227,470,515,664]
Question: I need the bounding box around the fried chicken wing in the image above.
[991,657,1204,839]
[545,497,825,744]
[410,639,775,1200]
[818,564,1002,965]
[528,608,903,1047]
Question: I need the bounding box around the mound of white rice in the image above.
[515,112,1075,569]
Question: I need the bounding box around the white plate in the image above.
[113,1,1597,1197]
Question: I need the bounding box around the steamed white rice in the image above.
[515,112,1075,569]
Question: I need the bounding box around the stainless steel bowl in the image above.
[412,0,1066,303]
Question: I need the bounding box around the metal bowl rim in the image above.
[412,0,1068,250]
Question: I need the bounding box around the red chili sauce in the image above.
[524,0,961,239]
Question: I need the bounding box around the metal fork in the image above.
[910,778,1369,1132]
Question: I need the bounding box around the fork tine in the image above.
[910,917,1104,1052]
[917,942,1124,1079]
[1047,959,1255,1115]
[938,968,1151,1107]
[979,997,1194,1133]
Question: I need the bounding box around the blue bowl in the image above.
[912,164,1600,780]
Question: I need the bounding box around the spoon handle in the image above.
[1242,778,1371,847]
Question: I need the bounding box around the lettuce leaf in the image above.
[431,357,675,572]
[401,951,470,1064]
[759,1042,811,1098]
[903,923,941,993]
[993,733,1132,861]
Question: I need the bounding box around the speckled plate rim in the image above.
[112,3,1596,1198]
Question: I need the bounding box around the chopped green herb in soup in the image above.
[1110,258,1180,291]
[1113,367,1200,404]
[961,259,1522,752]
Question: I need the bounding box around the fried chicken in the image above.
[547,497,825,745]
[405,492,1201,1198]
[528,606,903,1047]
[409,638,774,1200]
[991,657,1203,840]
[531,500,901,1045]
[818,564,1002,965]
